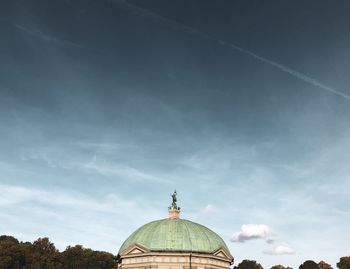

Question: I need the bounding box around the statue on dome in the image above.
[169,190,180,210]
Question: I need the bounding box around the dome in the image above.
[118,218,230,254]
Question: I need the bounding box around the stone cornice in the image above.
[119,247,233,263]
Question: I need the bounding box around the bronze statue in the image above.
[172,190,177,203]
[169,190,180,210]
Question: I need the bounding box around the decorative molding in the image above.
[212,248,233,260]
[121,243,150,256]
[183,266,197,269]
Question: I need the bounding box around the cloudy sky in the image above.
[1,0,350,268]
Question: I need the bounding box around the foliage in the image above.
[62,245,116,269]
[319,261,333,269]
[234,259,264,269]
[299,260,320,269]
[271,265,293,269]
[0,235,118,269]
[337,257,350,269]
[0,235,25,269]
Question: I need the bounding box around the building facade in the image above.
[117,192,234,269]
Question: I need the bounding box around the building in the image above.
[117,191,234,269]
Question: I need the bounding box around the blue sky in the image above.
[1,0,350,268]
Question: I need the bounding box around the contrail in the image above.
[13,23,83,48]
[112,0,350,101]
[12,22,109,54]
[219,40,350,101]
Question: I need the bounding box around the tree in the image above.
[234,260,264,269]
[61,245,87,269]
[337,256,350,269]
[0,235,118,269]
[61,245,117,269]
[271,265,292,269]
[20,237,61,269]
[0,235,25,269]
[91,250,117,269]
[0,235,19,244]
[319,261,333,269]
[299,260,319,269]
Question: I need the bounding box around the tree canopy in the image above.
[299,260,320,269]
[337,257,350,269]
[234,259,264,269]
[0,235,117,269]
[271,264,293,269]
[319,261,333,269]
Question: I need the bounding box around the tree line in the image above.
[1,235,349,269]
[0,235,117,269]
[233,258,350,269]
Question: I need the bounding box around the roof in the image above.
[118,218,230,255]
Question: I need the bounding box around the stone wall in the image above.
[119,251,232,269]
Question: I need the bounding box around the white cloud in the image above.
[202,204,218,215]
[231,224,272,243]
[263,245,296,255]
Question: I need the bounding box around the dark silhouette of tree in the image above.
[299,260,319,269]
[319,261,333,269]
[0,234,118,269]
[61,244,117,269]
[271,265,293,269]
[61,245,88,269]
[234,259,264,269]
[337,257,350,269]
[29,237,62,269]
[0,235,25,269]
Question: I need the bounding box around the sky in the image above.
[1,0,350,268]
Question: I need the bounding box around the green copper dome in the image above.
[119,218,229,254]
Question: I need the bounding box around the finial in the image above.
[168,190,180,219]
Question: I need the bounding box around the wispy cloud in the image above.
[80,155,168,184]
[13,23,83,48]
[202,204,218,215]
[17,144,169,184]
[0,184,133,213]
[76,142,137,152]
[20,150,56,168]
[0,184,163,251]
[263,245,296,255]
